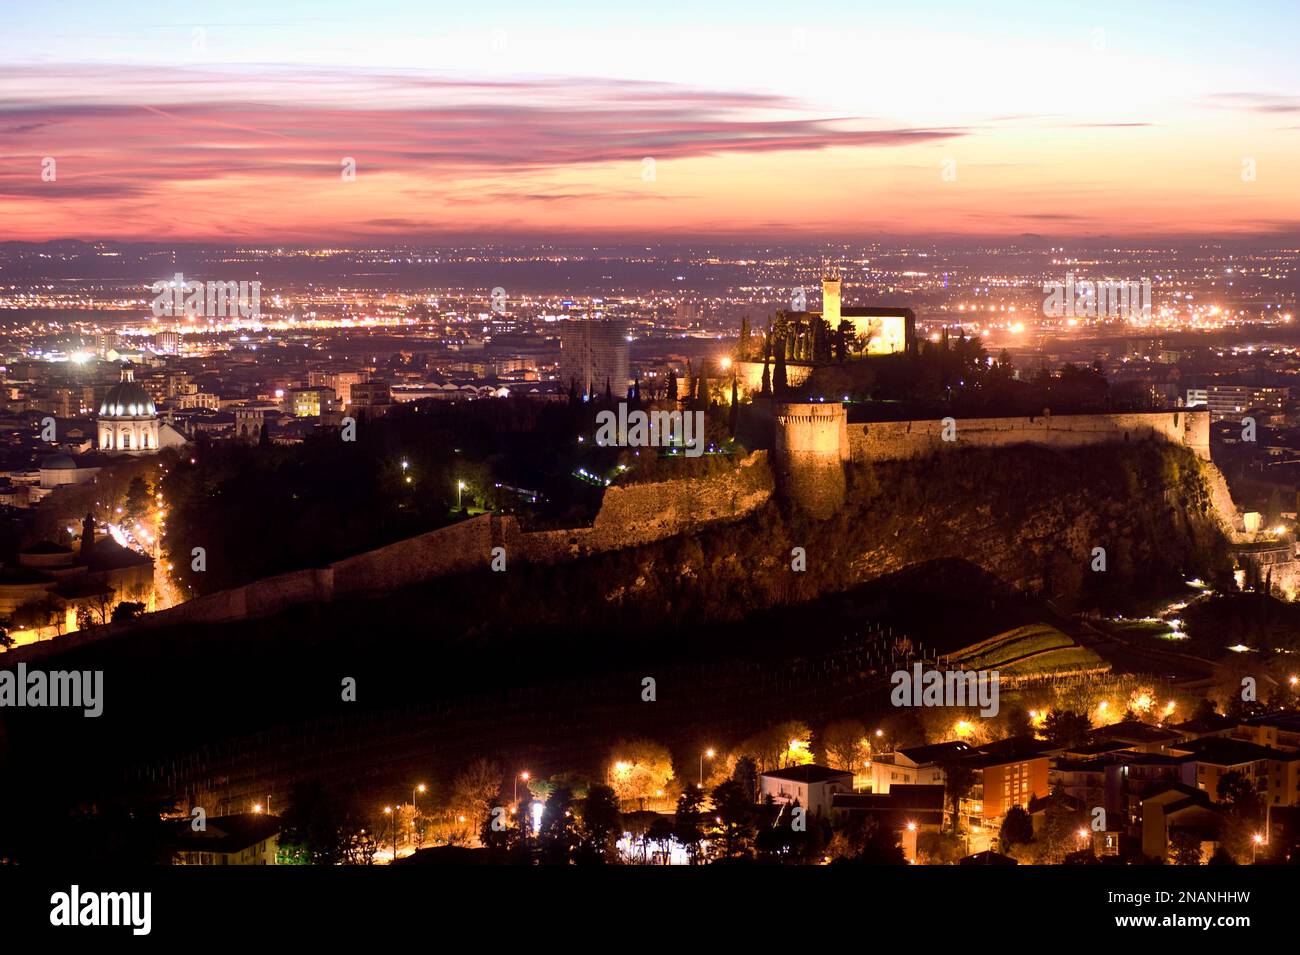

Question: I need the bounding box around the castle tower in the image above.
[822,276,841,328]
[774,401,848,518]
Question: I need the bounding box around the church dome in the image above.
[99,365,156,418]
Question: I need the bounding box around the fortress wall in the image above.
[245,567,335,617]
[251,453,772,604]
[847,411,1210,463]
[512,450,774,562]
[774,403,848,516]
[775,402,849,462]
[35,583,256,648]
[585,449,773,545]
[150,584,248,626]
[1,452,777,656]
[332,513,501,596]
[774,452,846,520]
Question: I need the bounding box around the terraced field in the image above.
[949,623,1108,676]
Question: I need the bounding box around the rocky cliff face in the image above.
[806,441,1233,613]
[400,439,1238,636]
[564,439,1237,627]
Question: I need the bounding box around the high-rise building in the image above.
[309,370,363,405]
[350,380,391,408]
[288,386,336,417]
[558,319,630,399]
[1186,385,1288,421]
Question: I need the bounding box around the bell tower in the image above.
[822,275,841,328]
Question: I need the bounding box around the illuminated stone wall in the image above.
[773,401,848,518]
[519,449,774,560]
[846,410,1211,463]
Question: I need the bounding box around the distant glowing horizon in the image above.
[2,1,1298,242]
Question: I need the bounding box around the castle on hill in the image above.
[731,277,916,399]
[795,276,917,358]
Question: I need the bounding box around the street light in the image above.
[699,748,715,787]
[383,806,396,860]
[412,782,426,836]
[457,480,466,510]
[515,771,529,803]
[1252,832,1264,863]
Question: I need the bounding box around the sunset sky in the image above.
[2,0,1298,242]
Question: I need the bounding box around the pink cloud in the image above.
[0,65,963,232]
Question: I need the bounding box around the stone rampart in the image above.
[846,410,1211,463]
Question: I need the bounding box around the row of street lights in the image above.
[381,730,890,839]
[380,769,535,859]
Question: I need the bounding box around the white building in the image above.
[97,364,160,453]
[95,363,187,454]
[38,453,101,488]
[759,765,855,817]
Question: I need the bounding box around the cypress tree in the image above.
[760,342,771,396]
[667,369,678,402]
[773,341,788,396]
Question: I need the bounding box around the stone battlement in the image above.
[844,409,1210,463]
[774,401,850,462]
